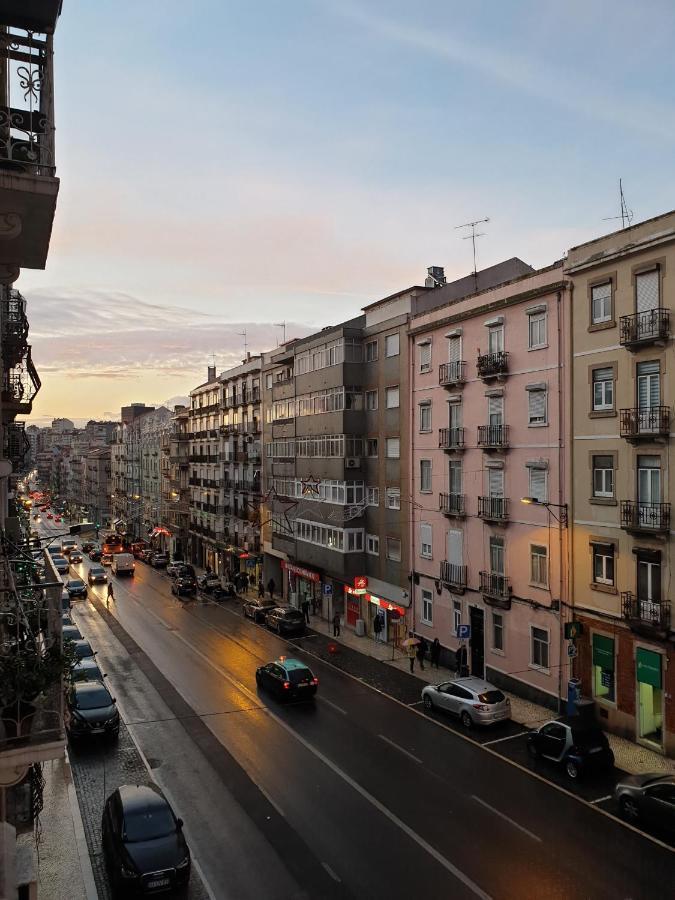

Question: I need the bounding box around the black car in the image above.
[526,717,615,779]
[89,548,102,562]
[62,624,83,643]
[66,681,119,741]
[71,639,96,660]
[102,784,190,895]
[151,553,169,568]
[172,576,196,598]
[243,597,277,623]
[66,578,88,600]
[614,774,675,833]
[71,657,105,683]
[256,657,318,700]
[265,605,306,636]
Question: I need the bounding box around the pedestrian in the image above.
[455,643,468,677]
[107,581,114,606]
[301,597,310,624]
[249,572,255,590]
[416,636,427,671]
[258,579,265,599]
[332,610,341,637]
[206,564,212,575]
[267,577,275,600]
[310,594,318,616]
[407,641,416,673]
[430,637,441,669]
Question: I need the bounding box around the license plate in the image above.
[147,877,170,889]
[90,727,104,734]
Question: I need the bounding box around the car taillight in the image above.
[311,677,319,685]
[472,703,490,711]
[283,682,290,689]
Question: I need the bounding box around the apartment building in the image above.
[567,210,675,756]
[164,406,190,559]
[188,367,224,570]
[409,262,570,709]
[83,447,112,527]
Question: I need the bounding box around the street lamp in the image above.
[520,497,568,527]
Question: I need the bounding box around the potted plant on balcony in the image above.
[0,642,75,740]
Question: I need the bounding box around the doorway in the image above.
[470,606,485,678]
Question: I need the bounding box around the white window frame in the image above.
[365,340,378,362]
[528,311,547,349]
[528,466,548,503]
[419,341,432,373]
[419,403,432,433]
[530,544,548,588]
[592,368,614,411]
[384,334,400,358]
[386,536,401,561]
[385,386,400,409]
[385,487,401,510]
[591,282,612,324]
[366,533,380,556]
[592,456,614,498]
[592,544,615,586]
[527,389,547,426]
[421,589,433,625]
[492,611,504,653]
[366,486,379,506]
[365,389,378,410]
[385,438,400,459]
[530,625,550,672]
[420,459,432,493]
[420,522,432,559]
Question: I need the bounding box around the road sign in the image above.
[457,624,471,640]
[323,583,333,596]
[567,642,578,658]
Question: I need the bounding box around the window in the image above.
[487,325,504,354]
[591,282,612,324]
[531,627,550,670]
[637,551,661,603]
[449,459,462,494]
[420,459,432,493]
[528,467,547,503]
[528,312,547,349]
[366,534,380,555]
[527,389,547,425]
[384,334,400,358]
[453,600,461,636]
[420,523,432,559]
[419,342,432,373]
[488,467,504,498]
[419,403,432,433]
[592,634,615,703]
[592,367,614,411]
[421,589,433,625]
[365,390,378,410]
[367,439,378,458]
[636,269,659,312]
[386,537,401,561]
[530,545,548,587]
[489,536,505,575]
[592,543,614,586]
[593,456,614,498]
[385,438,400,459]
[385,386,400,409]
[365,340,378,362]
[366,486,379,506]
[385,488,401,510]
[492,612,504,652]
[265,373,273,389]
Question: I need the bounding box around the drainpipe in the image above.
[558,281,573,710]
[409,323,417,638]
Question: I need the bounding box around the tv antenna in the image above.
[237,329,248,357]
[274,321,286,345]
[455,217,489,291]
[602,178,633,229]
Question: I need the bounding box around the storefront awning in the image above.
[150,526,171,537]
[281,560,321,583]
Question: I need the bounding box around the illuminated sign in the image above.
[354,575,368,590]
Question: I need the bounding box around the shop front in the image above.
[636,646,664,750]
[224,545,262,587]
[282,559,320,609]
[365,592,407,648]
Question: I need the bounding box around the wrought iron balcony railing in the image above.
[621,592,671,637]
[439,361,466,387]
[1,288,29,368]
[479,571,511,608]
[439,492,465,517]
[619,308,669,348]
[477,350,509,379]
[478,496,509,522]
[439,427,465,451]
[619,406,670,442]
[4,420,29,471]
[620,500,670,534]
[2,345,41,415]
[477,424,509,449]
[440,560,467,590]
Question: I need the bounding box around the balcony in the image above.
[477,424,509,450]
[1,288,28,369]
[620,407,670,443]
[439,361,466,387]
[4,420,29,471]
[2,345,40,417]
[479,571,511,609]
[620,501,670,535]
[478,496,509,523]
[0,3,63,33]
[439,492,466,518]
[477,351,509,380]
[622,593,671,640]
[440,560,467,591]
[438,427,465,451]
[619,308,669,349]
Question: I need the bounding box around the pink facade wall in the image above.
[409,264,570,706]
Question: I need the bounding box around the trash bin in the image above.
[567,677,581,716]
[355,618,365,637]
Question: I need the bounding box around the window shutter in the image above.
[636,270,659,312]
[420,343,432,371]
[420,523,432,549]
[488,468,504,497]
[488,396,503,420]
[448,337,461,363]
[530,467,546,501]
[447,529,463,566]
[528,390,546,422]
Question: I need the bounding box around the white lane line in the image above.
[378,734,422,765]
[408,700,424,707]
[471,795,542,843]
[322,862,342,883]
[590,795,612,805]
[259,785,286,818]
[321,697,348,716]
[482,731,529,746]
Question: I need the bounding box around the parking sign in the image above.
[458,624,471,640]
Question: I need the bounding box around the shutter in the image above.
[636,270,659,312]
[488,396,503,422]
[449,402,462,428]
[528,390,546,422]
[449,460,462,493]
[420,343,432,370]
[488,468,504,497]
[530,468,546,501]
[447,529,462,566]
[448,337,461,363]
[420,523,432,550]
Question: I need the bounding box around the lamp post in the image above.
[520,496,568,528]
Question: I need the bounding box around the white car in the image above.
[421,676,511,728]
[166,562,185,578]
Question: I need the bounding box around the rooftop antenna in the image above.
[455,217,490,292]
[274,321,286,345]
[602,178,633,229]
[237,329,248,358]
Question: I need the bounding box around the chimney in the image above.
[425,266,446,288]
[207,365,216,382]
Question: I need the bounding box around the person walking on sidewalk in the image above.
[332,611,341,637]
[258,578,265,599]
[407,641,416,673]
[107,581,114,606]
[430,637,441,669]
[301,598,310,624]
[267,577,275,600]
[416,636,427,671]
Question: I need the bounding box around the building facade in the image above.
[164,406,190,559]
[567,210,675,756]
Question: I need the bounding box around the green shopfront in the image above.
[636,647,664,749]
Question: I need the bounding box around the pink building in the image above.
[409,262,571,709]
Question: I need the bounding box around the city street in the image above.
[47,521,674,900]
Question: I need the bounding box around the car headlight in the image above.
[177,856,190,870]
[120,863,137,879]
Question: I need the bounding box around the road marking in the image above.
[471,795,542,843]
[259,785,285,818]
[321,697,348,716]
[482,731,529,746]
[590,795,613,805]
[408,700,424,707]
[378,734,422,765]
[322,862,341,883]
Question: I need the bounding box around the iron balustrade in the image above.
[439,361,466,386]
[479,571,511,603]
[619,406,670,441]
[477,424,509,449]
[477,350,508,379]
[439,492,466,517]
[621,592,671,633]
[619,308,669,347]
[478,496,509,521]
[2,345,41,414]
[620,500,670,533]
[440,560,467,588]
[439,427,465,450]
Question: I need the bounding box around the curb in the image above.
[64,750,99,900]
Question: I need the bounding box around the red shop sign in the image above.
[354,575,368,590]
[281,560,321,583]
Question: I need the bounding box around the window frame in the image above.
[366,438,378,458]
[592,543,615,586]
[421,589,433,625]
[419,402,432,433]
[592,455,615,499]
[592,366,614,412]
[384,334,400,358]
[528,311,547,349]
[366,486,379,506]
[385,487,401,510]
[420,459,432,493]
[527,388,548,426]
[591,281,613,325]
[592,632,616,705]
[365,389,378,411]
[492,611,504,653]
[366,533,380,556]
[530,625,550,672]
[419,341,432,373]
[385,385,400,409]
[530,544,549,588]
[420,522,432,559]
[386,536,402,562]
[365,340,378,362]
[528,466,547,503]
[385,437,400,459]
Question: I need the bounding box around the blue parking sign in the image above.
[323,583,333,596]
[458,624,471,640]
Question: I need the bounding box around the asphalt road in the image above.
[44,520,674,900]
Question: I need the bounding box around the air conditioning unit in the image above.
[345,457,361,469]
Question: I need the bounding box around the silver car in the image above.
[421,676,511,727]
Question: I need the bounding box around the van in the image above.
[111,553,135,576]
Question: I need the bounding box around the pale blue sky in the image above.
[21,0,675,421]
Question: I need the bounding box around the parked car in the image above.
[256,657,318,700]
[88,565,108,586]
[265,606,306,636]
[130,541,149,559]
[69,550,84,564]
[614,774,675,833]
[197,573,221,593]
[66,681,119,741]
[243,597,277,624]
[101,784,190,895]
[62,611,73,626]
[421,677,511,728]
[61,589,71,614]
[166,561,185,578]
[62,624,83,643]
[71,639,95,660]
[172,576,196,598]
[177,563,196,578]
[71,657,105,683]
[53,556,70,575]
[139,549,154,563]
[526,717,615,779]
[151,552,169,568]
[101,553,113,566]
[66,579,88,600]
[89,548,103,562]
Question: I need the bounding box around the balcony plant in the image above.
[0,642,75,740]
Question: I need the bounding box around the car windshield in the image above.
[124,804,176,842]
[69,581,85,589]
[287,668,313,684]
[284,610,303,620]
[74,686,111,709]
[571,727,606,748]
[91,567,104,575]
[478,690,505,704]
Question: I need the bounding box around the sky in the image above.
[19,0,675,425]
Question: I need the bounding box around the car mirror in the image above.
[176,817,183,829]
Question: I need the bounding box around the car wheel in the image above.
[619,796,640,823]
[422,694,434,711]
[565,758,580,780]
[460,710,473,729]
[526,741,539,759]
